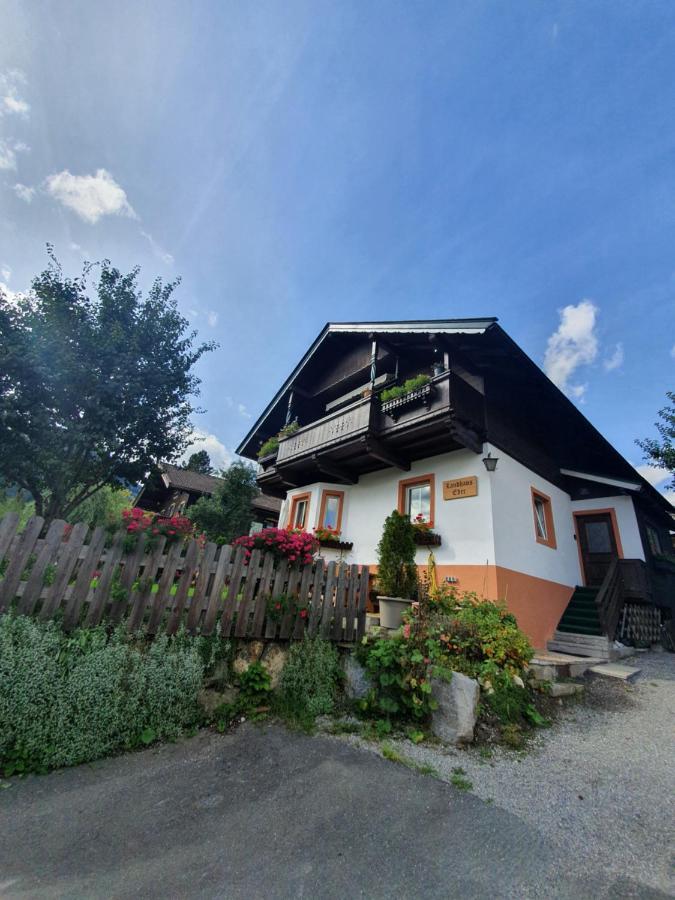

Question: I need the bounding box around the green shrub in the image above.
[276,637,342,724]
[257,420,300,459]
[0,615,206,776]
[376,510,418,599]
[380,374,431,403]
[358,589,533,730]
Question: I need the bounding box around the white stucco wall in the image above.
[571,494,645,560]
[280,447,644,580]
[488,446,581,586]
[283,450,496,568]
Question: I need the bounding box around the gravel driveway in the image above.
[341,650,675,897]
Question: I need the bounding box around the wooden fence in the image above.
[0,512,370,642]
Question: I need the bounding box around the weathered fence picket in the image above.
[0,514,369,642]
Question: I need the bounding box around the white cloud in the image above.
[13,183,35,202]
[603,342,624,372]
[1,264,10,282]
[207,310,219,328]
[140,230,174,266]
[663,490,675,508]
[670,344,675,359]
[0,282,32,311]
[180,430,233,471]
[44,168,136,224]
[0,139,28,171]
[633,464,669,489]
[543,300,599,398]
[238,403,251,419]
[0,70,29,118]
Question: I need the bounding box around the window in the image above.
[398,474,435,526]
[288,493,311,530]
[646,525,662,556]
[319,490,344,531]
[531,488,556,549]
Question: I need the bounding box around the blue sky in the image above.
[1,1,673,498]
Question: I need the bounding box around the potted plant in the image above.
[376,510,418,629]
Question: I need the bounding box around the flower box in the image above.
[381,383,435,421]
[413,530,441,546]
[317,538,354,551]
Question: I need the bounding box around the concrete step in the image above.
[588,663,641,682]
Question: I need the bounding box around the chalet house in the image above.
[237,319,674,653]
[136,463,281,530]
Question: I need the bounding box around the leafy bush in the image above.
[357,632,443,722]
[276,637,342,724]
[0,615,206,776]
[358,588,533,730]
[376,510,418,599]
[380,374,431,403]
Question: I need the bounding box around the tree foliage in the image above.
[376,510,418,599]
[69,484,134,529]
[184,450,213,475]
[637,391,675,489]
[187,461,258,543]
[0,249,215,520]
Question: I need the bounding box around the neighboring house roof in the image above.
[252,493,283,514]
[158,463,282,514]
[161,464,223,496]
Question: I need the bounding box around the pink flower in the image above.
[403,624,411,639]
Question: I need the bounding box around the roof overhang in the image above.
[560,469,642,492]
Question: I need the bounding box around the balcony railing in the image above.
[271,371,485,469]
[277,397,371,465]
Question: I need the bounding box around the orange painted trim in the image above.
[318,489,345,532]
[288,492,311,529]
[397,473,436,527]
[573,508,624,586]
[531,487,557,550]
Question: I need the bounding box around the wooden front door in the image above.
[576,513,619,586]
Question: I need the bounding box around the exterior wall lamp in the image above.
[482,452,499,472]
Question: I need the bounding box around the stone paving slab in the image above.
[589,663,642,682]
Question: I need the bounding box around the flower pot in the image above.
[377,596,413,630]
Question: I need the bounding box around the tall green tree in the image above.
[187,461,258,544]
[637,391,675,489]
[184,450,213,475]
[0,249,215,520]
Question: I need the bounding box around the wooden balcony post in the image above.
[369,339,377,389]
[285,390,294,426]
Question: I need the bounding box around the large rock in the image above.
[260,643,289,688]
[430,672,480,745]
[343,654,371,700]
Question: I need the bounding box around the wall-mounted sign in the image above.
[443,476,478,500]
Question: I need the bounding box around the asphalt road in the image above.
[0,724,669,900]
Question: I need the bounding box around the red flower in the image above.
[299,609,308,619]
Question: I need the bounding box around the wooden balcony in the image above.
[258,371,485,493]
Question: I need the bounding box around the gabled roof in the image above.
[236,318,497,456]
[235,317,674,520]
[161,464,223,495]
[160,464,282,513]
